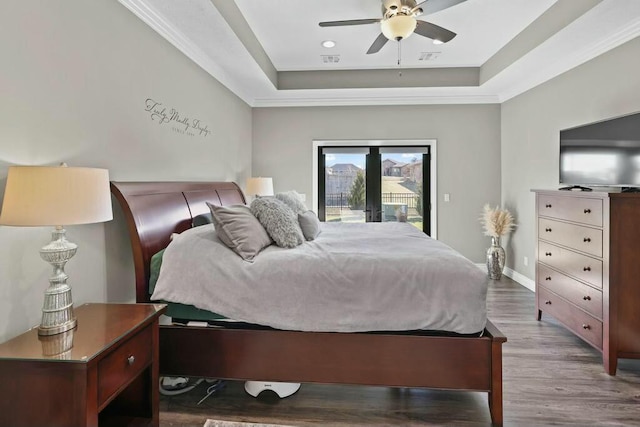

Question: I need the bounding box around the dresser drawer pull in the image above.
[545,252,552,256]
[583,237,591,243]
[545,276,552,281]
[545,228,552,232]
[583,266,591,271]
[583,295,591,301]
[582,324,591,330]
[127,355,135,366]
[544,300,552,305]
[584,208,591,214]
[545,204,552,208]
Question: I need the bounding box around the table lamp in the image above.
[0,164,113,336]
[246,177,274,198]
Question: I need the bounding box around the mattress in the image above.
[151,221,488,334]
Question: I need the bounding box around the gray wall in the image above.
[0,0,252,342]
[252,104,502,260]
[501,36,640,281]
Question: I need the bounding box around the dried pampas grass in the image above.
[481,204,515,238]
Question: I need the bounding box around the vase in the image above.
[486,236,506,280]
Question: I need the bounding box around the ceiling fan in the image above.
[319,0,466,54]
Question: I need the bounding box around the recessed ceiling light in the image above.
[322,40,336,48]
[433,39,444,45]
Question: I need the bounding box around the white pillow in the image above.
[275,191,307,214]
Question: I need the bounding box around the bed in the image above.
[111,181,506,426]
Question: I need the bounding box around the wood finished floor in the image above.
[159,277,640,426]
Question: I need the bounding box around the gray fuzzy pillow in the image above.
[275,191,307,214]
[250,197,304,248]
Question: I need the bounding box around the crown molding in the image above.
[251,94,500,108]
[117,0,254,105]
[497,15,640,103]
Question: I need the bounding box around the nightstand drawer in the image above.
[538,264,603,319]
[538,286,602,349]
[538,194,603,227]
[98,326,152,407]
[538,218,602,257]
[538,241,602,288]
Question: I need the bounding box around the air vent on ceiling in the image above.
[419,52,441,61]
[321,55,341,64]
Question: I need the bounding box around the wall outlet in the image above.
[444,193,450,202]
[523,256,529,267]
[298,193,306,202]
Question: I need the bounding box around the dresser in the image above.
[0,303,166,427]
[534,190,640,375]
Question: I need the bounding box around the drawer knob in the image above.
[583,266,591,272]
[544,300,552,305]
[545,252,552,256]
[545,276,552,281]
[584,208,591,214]
[582,324,591,330]
[583,237,591,243]
[583,295,591,301]
[545,204,552,208]
[127,355,135,366]
[545,228,552,232]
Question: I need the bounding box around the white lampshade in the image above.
[246,177,274,197]
[0,165,113,226]
[381,15,417,41]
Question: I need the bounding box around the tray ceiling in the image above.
[118,0,640,106]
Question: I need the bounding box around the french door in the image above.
[317,145,432,235]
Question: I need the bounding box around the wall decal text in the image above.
[144,98,211,138]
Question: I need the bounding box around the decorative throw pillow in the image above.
[275,191,307,214]
[207,202,272,261]
[298,210,321,241]
[250,197,305,248]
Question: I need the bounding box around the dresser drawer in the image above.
[538,241,602,288]
[538,194,603,227]
[538,218,603,257]
[538,286,602,349]
[98,325,152,407]
[538,264,603,319]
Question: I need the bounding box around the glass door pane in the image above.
[380,150,424,231]
[324,151,367,223]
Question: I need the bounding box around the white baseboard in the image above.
[475,263,535,292]
[503,267,535,292]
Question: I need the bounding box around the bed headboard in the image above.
[110,181,246,303]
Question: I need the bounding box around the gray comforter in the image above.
[151,222,488,334]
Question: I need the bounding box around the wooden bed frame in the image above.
[111,181,507,426]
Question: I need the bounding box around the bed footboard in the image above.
[159,320,506,426]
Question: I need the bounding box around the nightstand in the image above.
[0,303,166,427]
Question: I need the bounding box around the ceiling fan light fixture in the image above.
[321,40,336,48]
[381,15,416,41]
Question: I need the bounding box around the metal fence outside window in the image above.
[326,192,418,209]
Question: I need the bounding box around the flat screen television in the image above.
[559,111,640,190]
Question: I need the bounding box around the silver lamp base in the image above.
[39,327,75,359]
[38,226,77,336]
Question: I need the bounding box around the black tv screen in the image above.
[559,112,640,188]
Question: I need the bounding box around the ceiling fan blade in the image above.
[319,19,380,27]
[414,20,456,43]
[413,0,468,15]
[366,33,389,54]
